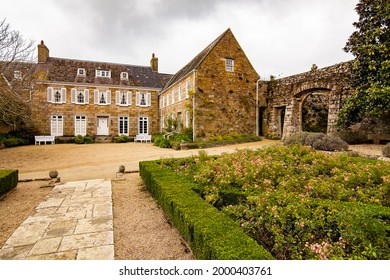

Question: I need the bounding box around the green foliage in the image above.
[139,160,273,260]
[0,129,36,147]
[113,135,129,143]
[338,0,390,127]
[74,135,94,144]
[158,145,390,259]
[332,130,369,144]
[0,170,18,197]
[3,137,28,147]
[198,133,261,148]
[383,142,390,157]
[284,132,349,151]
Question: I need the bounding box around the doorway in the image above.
[97,117,109,135]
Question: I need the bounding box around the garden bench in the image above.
[134,134,152,143]
[35,135,55,145]
[367,134,390,144]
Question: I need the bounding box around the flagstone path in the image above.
[0,179,113,260]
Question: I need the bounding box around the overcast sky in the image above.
[1,0,359,78]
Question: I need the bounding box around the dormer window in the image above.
[96,70,111,78]
[225,58,234,72]
[14,70,22,79]
[121,72,128,80]
[77,68,86,77]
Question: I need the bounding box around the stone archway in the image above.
[301,91,330,133]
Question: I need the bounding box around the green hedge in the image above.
[139,161,273,260]
[0,170,18,197]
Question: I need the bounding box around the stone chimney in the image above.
[150,53,158,72]
[38,40,49,63]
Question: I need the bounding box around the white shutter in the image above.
[59,116,64,136]
[106,90,111,104]
[147,92,151,106]
[136,92,140,106]
[128,92,132,106]
[71,88,76,103]
[84,89,89,104]
[47,87,53,103]
[94,90,99,104]
[61,88,67,103]
[116,91,120,105]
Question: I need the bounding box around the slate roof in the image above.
[162,28,230,92]
[39,57,172,89]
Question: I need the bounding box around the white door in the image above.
[97,117,109,135]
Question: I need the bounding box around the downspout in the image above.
[256,77,261,136]
[192,70,197,141]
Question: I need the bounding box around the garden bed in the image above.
[145,145,390,260]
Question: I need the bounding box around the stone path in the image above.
[0,179,114,260]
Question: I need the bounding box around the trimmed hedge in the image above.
[139,161,273,260]
[0,170,18,197]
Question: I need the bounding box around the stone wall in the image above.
[194,30,260,140]
[265,61,354,139]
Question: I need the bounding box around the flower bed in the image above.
[157,146,390,259]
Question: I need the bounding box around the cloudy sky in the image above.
[1,0,358,78]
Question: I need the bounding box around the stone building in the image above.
[32,41,171,140]
[159,28,261,140]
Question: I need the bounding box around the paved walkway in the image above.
[0,179,114,260]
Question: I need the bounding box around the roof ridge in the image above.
[48,56,152,69]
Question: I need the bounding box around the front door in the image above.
[97,117,109,135]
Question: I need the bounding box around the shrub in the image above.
[113,135,129,143]
[0,170,18,197]
[139,160,273,260]
[333,130,368,144]
[383,143,390,157]
[311,135,349,151]
[75,135,94,144]
[3,137,29,147]
[284,132,349,151]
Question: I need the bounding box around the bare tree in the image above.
[0,18,36,131]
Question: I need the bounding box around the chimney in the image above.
[150,53,158,72]
[38,40,49,63]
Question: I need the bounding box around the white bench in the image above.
[134,134,152,143]
[35,136,55,145]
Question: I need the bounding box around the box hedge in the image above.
[139,160,273,260]
[0,170,18,197]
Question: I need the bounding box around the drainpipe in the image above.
[256,77,261,136]
[192,70,197,141]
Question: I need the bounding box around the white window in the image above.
[226,58,234,72]
[178,86,182,102]
[186,111,190,128]
[120,72,128,80]
[51,115,63,136]
[118,116,129,135]
[186,80,191,98]
[138,117,148,135]
[171,90,175,104]
[14,71,22,79]
[77,68,86,77]
[136,92,151,107]
[94,90,111,105]
[47,87,67,104]
[75,116,87,136]
[116,91,132,106]
[166,93,170,106]
[71,89,89,104]
[96,70,111,78]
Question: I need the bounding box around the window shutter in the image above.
[106,90,111,104]
[47,87,53,103]
[59,116,64,136]
[115,91,120,105]
[136,92,140,106]
[61,88,67,103]
[71,88,76,103]
[128,92,132,105]
[84,89,89,104]
[94,90,99,104]
[147,93,151,106]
